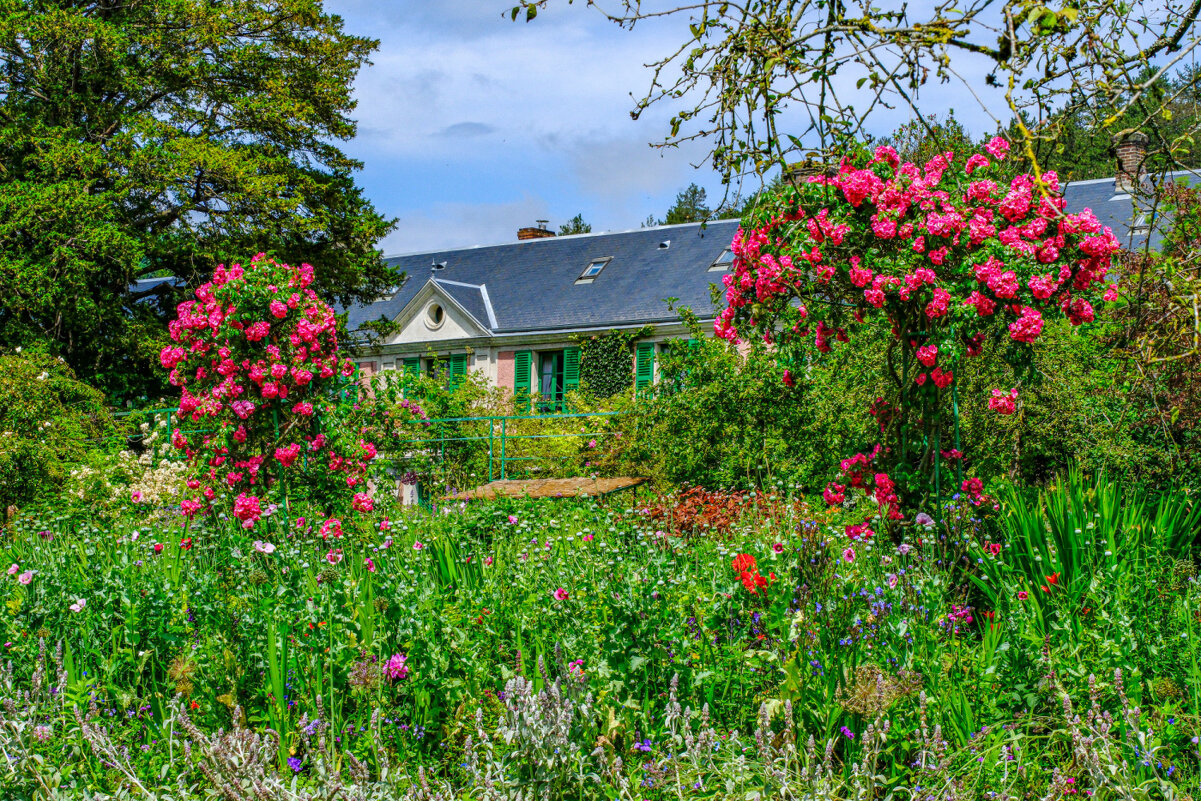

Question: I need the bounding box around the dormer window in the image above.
[576,256,612,284]
[709,248,736,271]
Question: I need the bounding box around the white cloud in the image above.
[379,194,552,255]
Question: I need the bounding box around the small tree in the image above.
[558,214,593,235]
[162,254,376,532]
[717,139,1122,532]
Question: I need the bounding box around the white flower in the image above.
[69,599,86,613]
[254,540,276,554]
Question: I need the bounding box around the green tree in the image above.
[0,0,398,397]
[662,183,711,225]
[558,214,592,235]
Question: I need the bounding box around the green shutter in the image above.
[563,347,580,393]
[401,357,420,397]
[513,350,532,412]
[635,341,655,393]
[448,353,468,392]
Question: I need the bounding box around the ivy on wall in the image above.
[576,327,651,398]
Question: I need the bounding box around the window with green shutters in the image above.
[513,350,532,412]
[448,353,468,392]
[635,341,655,396]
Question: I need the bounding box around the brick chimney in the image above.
[517,219,556,241]
[1113,132,1148,194]
[784,158,835,187]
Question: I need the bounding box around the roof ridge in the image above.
[381,218,740,261]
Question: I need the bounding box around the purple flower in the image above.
[287,756,304,773]
[914,512,935,528]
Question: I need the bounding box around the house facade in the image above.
[345,139,1189,402]
[344,219,741,406]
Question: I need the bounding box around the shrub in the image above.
[0,347,116,510]
[161,254,377,526]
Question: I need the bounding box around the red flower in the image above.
[1045,572,1059,586]
[732,553,757,574]
[180,538,193,550]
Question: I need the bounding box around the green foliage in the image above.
[576,329,643,398]
[0,348,117,509]
[626,318,832,490]
[662,182,711,225]
[0,0,397,397]
[557,213,592,235]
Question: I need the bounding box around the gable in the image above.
[383,280,490,346]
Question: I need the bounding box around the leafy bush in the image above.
[0,347,116,510]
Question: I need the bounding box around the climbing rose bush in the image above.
[161,254,376,528]
[717,139,1122,527]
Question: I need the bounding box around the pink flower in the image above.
[484,555,494,566]
[772,542,784,554]
[1008,306,1044,343]
[7,564,18,576]
[230,400,256,419]
[320,518,342,539]
[383,653,409,680]
[131,490,143,503]
[1017,590,1029,600]
[916,344,938,367]
[413,541,424,551]
[269,299,288,319]
[69,599,86,613]
[17,571,32,585]
[553,587,570,601]
[365,557,375,573]
[842,547,856,563]
[964,153,990,174]
[233,493,262,528]
[325,549,343,565]
[352,492,374,513]
[274,443,301,467]
[154,543,163,554]
[988,388,1018,415]
[508,515,518,525]
[253,540,275,554]
[984,136,1010,160]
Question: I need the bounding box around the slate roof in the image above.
[1061,169,1197,252]
[345,220,740,334]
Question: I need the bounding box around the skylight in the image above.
[709,248,736,271]
[577,257,612,284]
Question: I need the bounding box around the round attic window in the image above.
[425,302,445,330]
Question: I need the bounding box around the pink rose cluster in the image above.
[160,254,377,521]
[714,138,1122,400]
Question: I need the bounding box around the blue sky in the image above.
[325,0,997,255]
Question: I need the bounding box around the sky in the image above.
[324,0,998,256]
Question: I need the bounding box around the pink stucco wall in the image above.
[496,351,514,392]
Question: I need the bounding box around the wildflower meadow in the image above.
[1,70,1200,801]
